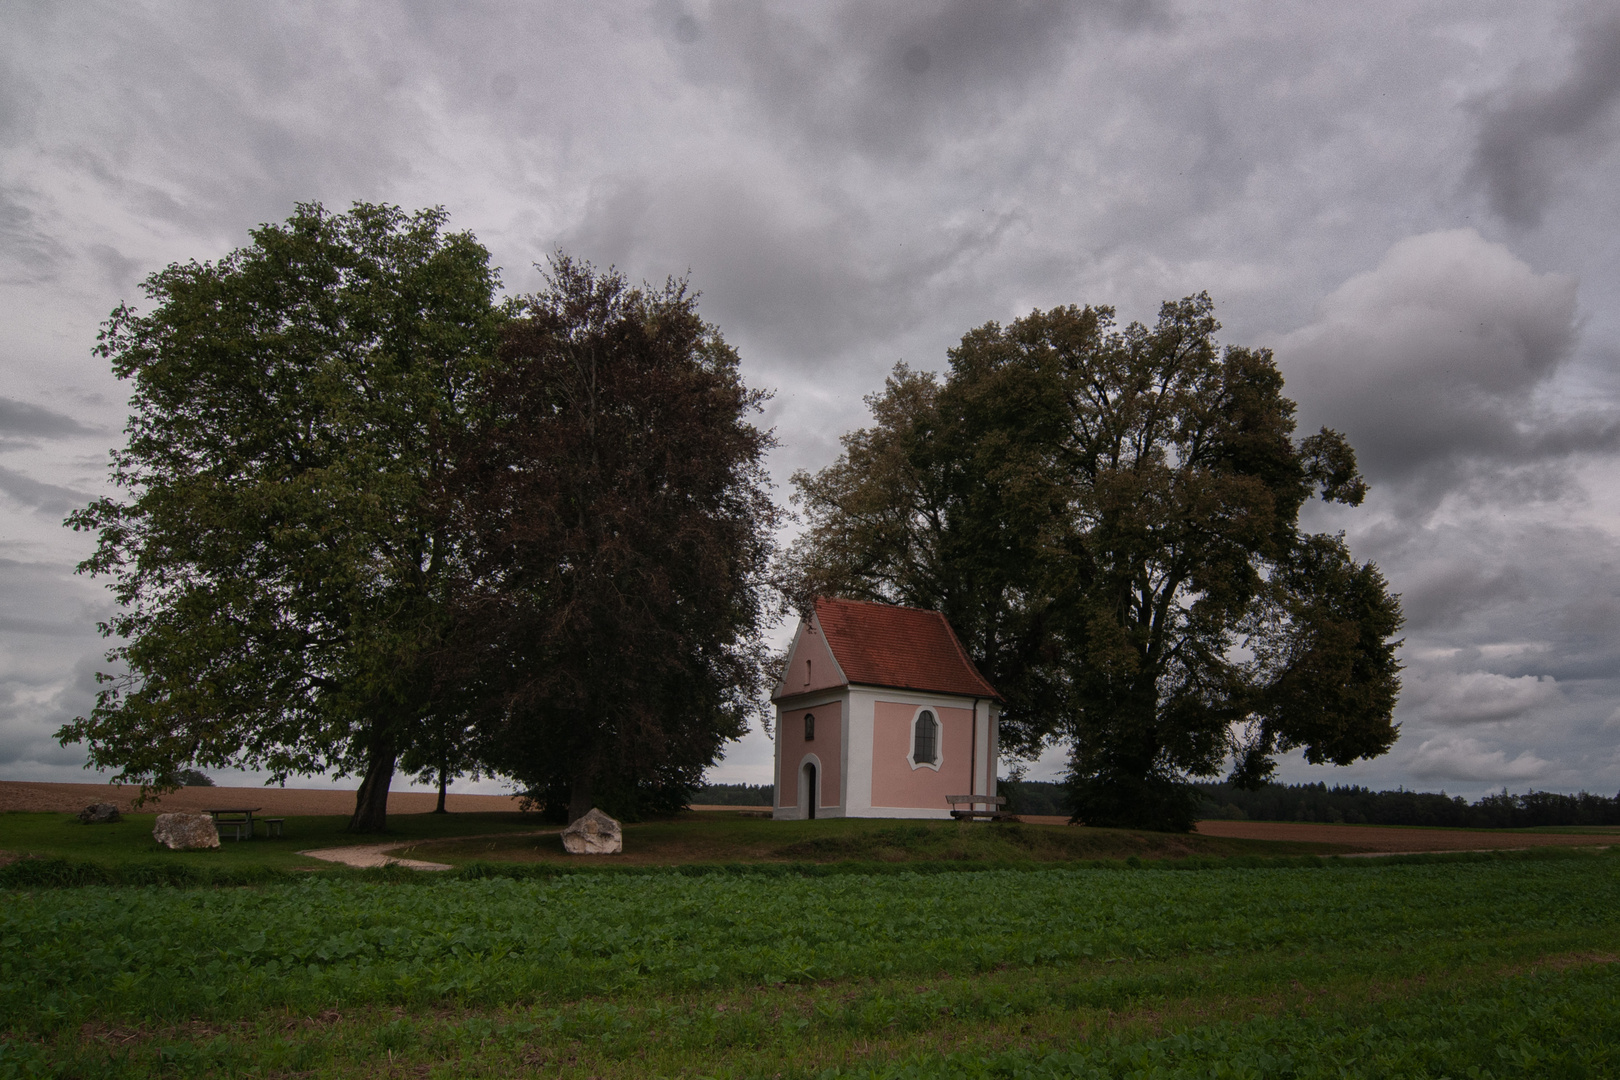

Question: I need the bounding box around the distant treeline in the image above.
[998,778,1071,816]
[693,783,774,806]
[998,778,1620,828]
[699,778,1620,827]
[1198,782,1620,828]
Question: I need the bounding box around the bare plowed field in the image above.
[1194,819,1620,852]
[0,780,525,815]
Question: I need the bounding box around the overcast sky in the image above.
[3,1,1619,798]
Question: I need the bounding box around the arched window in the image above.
[804,713,815,741]
[913,709,938,765]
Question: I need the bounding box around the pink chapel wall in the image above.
[870,699,972,809]
[776,617,846,698]
[777,699,842,810]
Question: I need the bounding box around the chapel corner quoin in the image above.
[771,598,1002,820]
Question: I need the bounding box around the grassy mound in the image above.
[397,812,1342,868]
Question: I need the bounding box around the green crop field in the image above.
[2,848,1618,1078]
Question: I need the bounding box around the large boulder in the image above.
[561,808,622,854]
[153,812,220,850]
[78,803,122,824]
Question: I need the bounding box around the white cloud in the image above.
[1279,228,1587,490]
[1403,670,1562,726]
[1408,735,1553,783]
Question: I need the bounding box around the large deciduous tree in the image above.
[446,258,779,822]
[60,203,504,832]
[786,356,1081,762]
[788,295,1402,830]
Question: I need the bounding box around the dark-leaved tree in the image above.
[60,203,505,832]
[788,294,1402,830]
[446,258,779,822]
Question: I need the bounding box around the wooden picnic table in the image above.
[206,807,283,840]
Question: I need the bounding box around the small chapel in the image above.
[771,597,1002,820]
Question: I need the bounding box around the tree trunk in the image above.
[567,770,595,824]
[433,764,449,814]
[348,739,397,833]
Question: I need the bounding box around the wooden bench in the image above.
[946,794,1012,821]
[259,818,285,838]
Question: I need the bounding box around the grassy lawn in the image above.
[0,810,1354,880]
[2,850,1617,1077]
[7,807,1615,886]
[0,810,550,874]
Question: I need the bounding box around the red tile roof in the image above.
[814,597,1001,700]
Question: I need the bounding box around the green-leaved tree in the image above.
[60,202,505,832]
[788,295,1402,830]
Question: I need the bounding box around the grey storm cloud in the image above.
[1472,8,1620,226]
[672,0,1152,162]
[0,558,108,773]
[1269,223,1620,796]
[0,188,70,283]
[0,4,429,249]
[0,466,88,517]
[0,397,98,440]
[1315,511,1620,795]
[4,2,1620,795]
[1398,563,1529,634]
[1279,229,1595,495]
[1359,518,1620,683]
[0,650,106,771]
[0,557,100,640]
[560,170,1020,364]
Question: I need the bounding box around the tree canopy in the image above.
[61,202,505,831]
[444,258,780,822]
[787,294,1402,830]
[62,208,778,830]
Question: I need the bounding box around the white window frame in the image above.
[907,706,942,771]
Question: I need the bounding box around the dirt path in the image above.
[297,843,455,871]
[299,828,563,871]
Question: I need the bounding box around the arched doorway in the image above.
[801,760,818,820]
